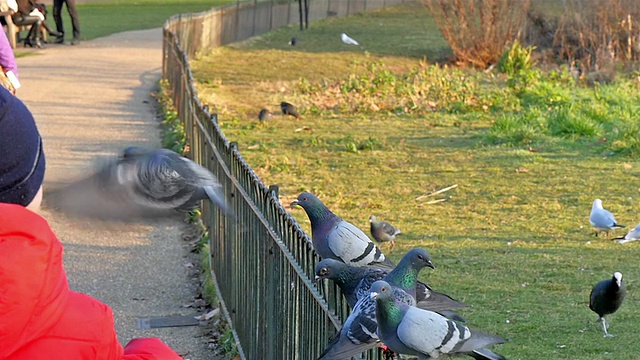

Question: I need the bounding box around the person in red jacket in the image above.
[0,86,182,359]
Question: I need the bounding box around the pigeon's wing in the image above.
[46,158,180,221]
[318,297,380,359]
[468,348,507,360]
[398,307,503,357]
[381,221,401,237]
[328,220,389,267]
[416,281,467,312]
[353,269,388,302]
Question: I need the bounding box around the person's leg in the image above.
[53,0,64,40]
[66,0,80,43]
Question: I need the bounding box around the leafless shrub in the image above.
[423,0,530,68]
[555,0,640,73]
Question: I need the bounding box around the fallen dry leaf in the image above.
[516,168,530,173]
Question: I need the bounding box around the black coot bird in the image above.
[589,271,626,337]
[280,101,300,120]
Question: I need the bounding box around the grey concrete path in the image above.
[16,29,211,360]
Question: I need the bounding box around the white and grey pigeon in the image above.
[589,198,624,239]
[47,147,233,221]
[340,32,359,46]
[318,249,468,360]
[589,272,626,337]
[290,192,393,267]
[369,215,401,250]
[371,280,507,360]
[615,222,640,244]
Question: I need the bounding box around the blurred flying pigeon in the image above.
[615,223,640,244]
[369,215,401,250]
[590,199,625,239]
[280,101,300,120]
[371,280,506,360]
[590,272,626,337]
[314,258,466,312]
[288,37,298,46]
[318,249,467,359]
[290,192,393,267]
[258,108,273,122]
[340,32,359,46]
[47,147,233,221]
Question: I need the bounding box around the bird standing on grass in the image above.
[47,147,233,221]
[615,222,640,244]
[590,272,626,337]
[340,32,359,46]
[589,198,624,239]
[290,192,393,267]
[371,280,507,360]
[280,101,300,120]
[258,108,272,122]
[369,215,401,251]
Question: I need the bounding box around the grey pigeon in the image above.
[589,272,626,337]
[288,37,298,46]
[47,147,233,221]
[280,101,300,120]
[315,258,466,313]
[615,223,640,244]
[318,248,463,360]
[291,192,393,267]
[590,198,624,239]
[369,215,401,250]
[371,280,506,360]
[258,108,273,122]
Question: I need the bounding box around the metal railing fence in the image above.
[162,0,406,358]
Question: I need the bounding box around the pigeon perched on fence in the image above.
[258,108,273,122]
[47,147,233,221]
[589,272,626,337]
[314,258,466,313]
[370,280,506,360]
[340,32,359,46]
[318,248,462,360]
[280,101,300,120]
[590,198,624,239]
[290,192,393,267]
[614,223,640,244]
[369,215,401,250]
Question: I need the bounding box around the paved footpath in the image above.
[16,29,211,359]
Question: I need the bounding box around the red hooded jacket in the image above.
[0,204,183,360]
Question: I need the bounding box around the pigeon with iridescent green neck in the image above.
[371,280,506,360]
[318,248,451,360]
[314,258,465,312]
[291,192,393,267]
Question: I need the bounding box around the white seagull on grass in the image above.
[615,223,640,244]
[589,198,625,240]
[341,32,359,46]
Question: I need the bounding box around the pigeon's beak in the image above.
[314,275,321,283]
[290,200,300,209]
[426,260,435,269]
[370,292,379,300]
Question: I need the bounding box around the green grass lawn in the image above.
[64,0,236,40]
[189,2,640,359]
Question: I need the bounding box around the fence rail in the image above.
[162,0,406,358]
